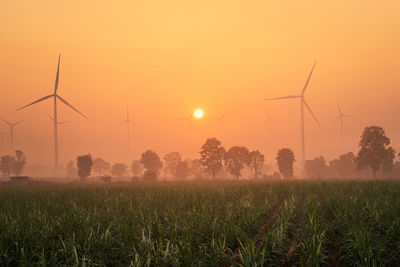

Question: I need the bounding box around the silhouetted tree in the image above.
[224,146,250,179]
[143,170,157,181]
[66,161,77,177]
[248,150,265,179]
[12,150,26,176]
[111,163,127,177]
[190,159,204,179]
[163,152,182,178]
[356,126,395,178]
[0,155,15,178]
[140,150,163,180]
[131,160,144,177]
[93,157,108,176]
[305,156,329,179]
[276,148,295,179]
[77,153,93,181]
[200,138,225,180]
[329,152,358,178]
[175,161,189,180]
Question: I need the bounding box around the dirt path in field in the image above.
[224,198,284,266]
[318,191,342,267]
[282,196,306,266]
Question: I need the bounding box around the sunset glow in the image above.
[193,109,204,119]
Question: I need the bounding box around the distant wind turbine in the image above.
[0,118,24,152]
[334,103,351,145]
[118,105,138,153]
[264,62,321,174]
[17,54,87,169]
[209,108,228,142]
[46,112,71,125]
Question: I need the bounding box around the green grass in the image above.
[0,180,399,266]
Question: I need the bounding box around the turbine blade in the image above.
[118,120,127,126]
[337,103,342,115]
[300,61,316,96]
[342,114,351,118]
[303,99,321,126]
[332,115,341,125]
[17,94,54,111]
[54,54,61,94]
[56,95,88,119]
[13,120,24,126]
[59,121,71,125]
[46,112,54,121]
[0,117,11,126]
[264,95,300,101]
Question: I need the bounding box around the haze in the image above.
[1,0,400,172]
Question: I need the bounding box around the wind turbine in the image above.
[17,54,87,170]
[264,62,321,174]
[334,103,351,145]
[118,105,138,154]
[209,107,228,141]
[0,118,24,152]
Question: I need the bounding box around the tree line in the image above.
[1,125,398,180]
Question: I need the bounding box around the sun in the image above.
[193,108,204,119]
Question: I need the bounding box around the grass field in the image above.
[0,180,399,266]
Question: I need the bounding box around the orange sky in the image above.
[1,0,400,172]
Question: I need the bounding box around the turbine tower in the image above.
[264,62,321,174]
[0,118,24,152]
[265,108,274,137]
[334,103,351,145]
[118,105,138,154]
[209,107,228,142]
[17,54,87,170]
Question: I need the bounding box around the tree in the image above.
[0,155,15,178]
[163,152,182,178]
[248,150,265,179]
[175,161,189,180]
[93,157,108,176]
[305,156,329,179]
[66,161,77,177]
[224,146,250,179]
[12,150,27,176]
[131,160,144,177]
[140,150,163,180]
[77,154,93,181]
[276,148,295,179]
[356,126,395,178]
[111,163,127,177]
[199,138,225,180]
[143,170,157,181]
[329,152,358,178]
[190,159,204,179]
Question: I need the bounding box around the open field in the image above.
[0,180,399,266]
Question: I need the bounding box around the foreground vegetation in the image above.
[0,180,399,266]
